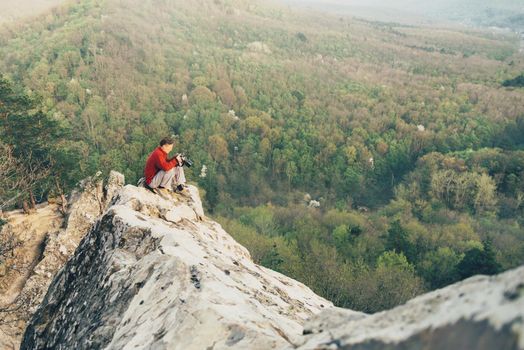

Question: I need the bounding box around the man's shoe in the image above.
[176,184,191,197]
[144,183,157,194]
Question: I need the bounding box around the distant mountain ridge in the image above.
[279,0,524,31]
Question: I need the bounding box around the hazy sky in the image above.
[279,0,522,8]
[1,0,522,28]
[279,0,524,28]
[0,0,65,23]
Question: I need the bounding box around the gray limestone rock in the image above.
[21,184,330,350]
[0,171,125,349]
[296,267,524,350]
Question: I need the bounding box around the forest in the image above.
[0,0,523,312]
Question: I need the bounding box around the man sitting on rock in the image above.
[143,137,187,194]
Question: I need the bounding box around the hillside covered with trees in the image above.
[1,0,523,312]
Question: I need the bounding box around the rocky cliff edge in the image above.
[21,176,331,350]
[20,172,524,350]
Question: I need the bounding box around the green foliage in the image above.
[0,74,85,207]
[419,247,462,288]
[371,251,424,311]
[377,251,413,272]
[260,243,285,271]
[218,190,522,312]
[385,220,415,262]
[502,73,524,87]
[0,0,522,312]
[220,205,428,312]
[332,225,350,248]
[457,238,501,279]
[0,0,522,211]
[199,167,219,213]
[237,205,278,236]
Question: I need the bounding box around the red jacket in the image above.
[144,147,178,184]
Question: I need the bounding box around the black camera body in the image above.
[179,154,193,167]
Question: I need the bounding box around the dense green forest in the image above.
[1,0,523,312]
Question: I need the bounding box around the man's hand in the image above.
[176,154,183,165]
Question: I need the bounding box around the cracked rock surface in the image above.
[0,170,124,349]
[21,180,331,350]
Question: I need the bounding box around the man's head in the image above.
[159,137,174,153]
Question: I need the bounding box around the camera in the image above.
[179,154,193,167]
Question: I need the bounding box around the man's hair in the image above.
[159,137,175,146]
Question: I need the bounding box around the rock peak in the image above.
[21,176,330,350]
